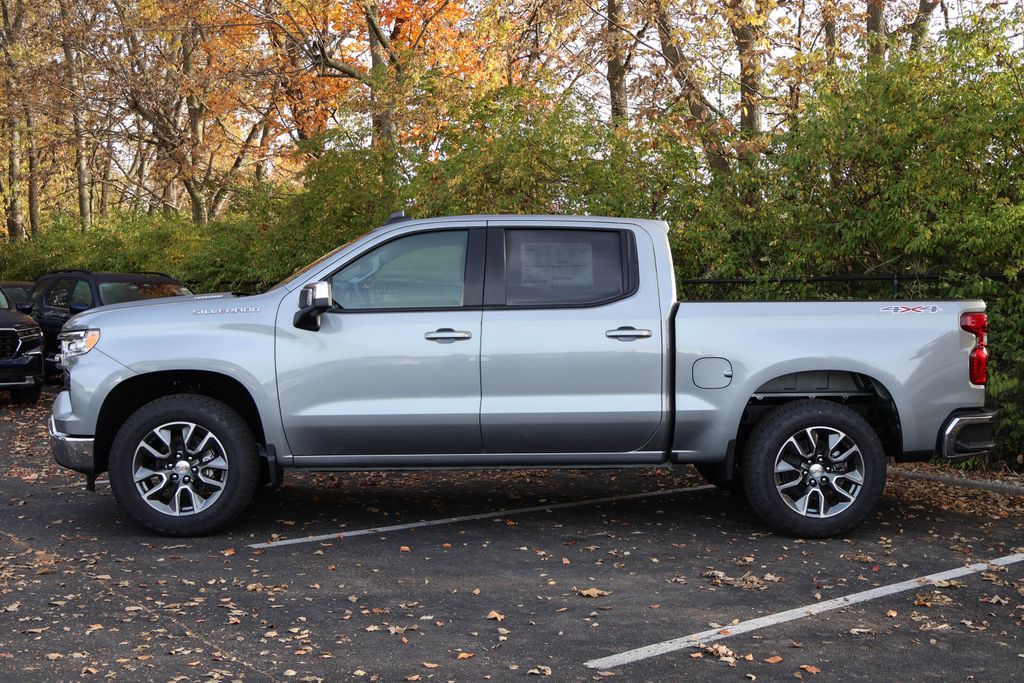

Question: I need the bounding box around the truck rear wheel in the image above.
[109,394,260,536]
[742,399,886,538]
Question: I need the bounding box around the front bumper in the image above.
[0,351,44,388]
[49,415,95,475]
[939,410,997,460]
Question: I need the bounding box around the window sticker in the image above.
[520,242,594,287]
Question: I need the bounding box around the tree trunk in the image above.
[866,0,886,62]
[24,106,39,236]
[183,179,208,225]
[606,0,628,123]
[823,0,837,67]
[6,112,24,240]
[367,3,396,150]
[60,0,91,230]
[731,21,763,141]
[907,0,939,51]
[654,2,731,174]
[98,151,112,218]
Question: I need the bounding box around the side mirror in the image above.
[293,281,333,331]
[69,303,91,315]
[15,303,32,314]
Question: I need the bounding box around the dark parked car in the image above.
[17,271,192,368]
[0,280,34,305]
[0,286,44,403]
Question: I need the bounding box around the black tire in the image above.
[10,386,42,404]
[694,462,742,494]
[742,399,886,538]
[109,394,260,536]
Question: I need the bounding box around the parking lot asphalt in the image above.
[2,390,1022,682]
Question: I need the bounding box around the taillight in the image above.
[960,312,988,385]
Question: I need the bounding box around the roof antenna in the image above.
[384,210,411,225]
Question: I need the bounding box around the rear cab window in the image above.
[503,229,637,307]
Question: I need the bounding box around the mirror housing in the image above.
[294,281,333,331]
[15,302,32,314]
[69,303,91,316]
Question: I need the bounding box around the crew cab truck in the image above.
[49,215,997,537]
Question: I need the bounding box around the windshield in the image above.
[98,281,193,305]
[271,238,360,291]
[3,286,28,304]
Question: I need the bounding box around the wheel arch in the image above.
[94,370,266,474]
[734,368,904,462]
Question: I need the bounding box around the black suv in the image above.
[0,286,44,403]
[17,271,192,368]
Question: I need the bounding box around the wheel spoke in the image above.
[804,429,820,456]
[180,485,205,513]
[775,459,798,474]
[142,474,172,500]
[831,445,859,462]
[784,435,811,460]
[138,440,168,460]
[197,470,226,490]
[778,477,802,491]
[187,431,214,457]
[830,483,856,502]
[834,469,864,485]
[134,466,163,484]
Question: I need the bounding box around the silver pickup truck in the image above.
[49,214,996,537]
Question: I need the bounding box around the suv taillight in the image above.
[960,312,988,385]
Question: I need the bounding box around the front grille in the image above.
[0,330,18,358]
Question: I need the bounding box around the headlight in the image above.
[59,329,101,360]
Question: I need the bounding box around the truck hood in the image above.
[64,291,271,330]
[0,308,38,329]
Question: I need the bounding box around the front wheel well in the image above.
[735,370,902,463]
[93,370,265,474]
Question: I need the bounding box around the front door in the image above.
[277,228,485,456]
[480,225,665,454]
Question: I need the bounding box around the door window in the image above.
[331,230,469,310]
[70,280,94,308]
[44,279,77,310]
[504,229,630,306]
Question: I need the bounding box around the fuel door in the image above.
[693,357,733,389]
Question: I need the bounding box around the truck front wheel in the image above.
[109,394,260,536]
[742,399,886,538]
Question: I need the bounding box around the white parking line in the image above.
[584,552,1024,670]
[248,484,715,550]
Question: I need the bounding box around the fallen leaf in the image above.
[576,587,611,598]
[422,662,440,669]
[800,665,822,675]
[527,665,552,675]
[486,610,505,622]
[400,546,411,553]
[764,655,783,664]
[456,653,475,660]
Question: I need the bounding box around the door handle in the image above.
[606,326,652,341]
[425,328,473,343]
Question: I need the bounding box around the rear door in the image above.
[479,223,665,455]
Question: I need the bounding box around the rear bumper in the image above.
[939,410,997,460]
[49,415,95,475]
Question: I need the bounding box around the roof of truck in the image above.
[382,214,670,232]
